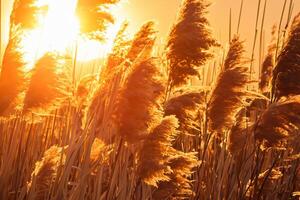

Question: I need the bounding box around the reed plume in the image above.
[76,0,119,40]
[87,22,158,141]
[113,58,166,142]
[77,74,96,98]
[126,21,157,62]
[165,89,206,136]
[138,116,179,187]
[247,168,283,198]
[23,53,70,113]
[75,74,97,128]
[223,36,245,70]
[254,95,300,149]
[84,62,123,136]
[90,138,113,172]
[0,32,25,116]
[166,0,218,89]
[10,0,48,30]
[259,25,277,94]
[228,109,250,155]
[247,97,269,116]
[272,13,300,101]
[208,36,248,134]
[0,0,47,115]
[90,22,157,119]
[153,151,198,199]
[28,146,66,200]
[106,22,131,71]
[85,79,111,133]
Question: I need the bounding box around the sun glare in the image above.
[21,0,122,70]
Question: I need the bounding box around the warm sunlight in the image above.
[2,0,300,199]
[21,0,122,70]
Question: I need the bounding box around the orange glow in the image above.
[20,0,122,70]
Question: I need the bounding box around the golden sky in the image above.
[1,0,300,58]
[121,0,300,47]
[120,0,300,76]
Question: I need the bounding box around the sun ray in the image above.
[20,0,122,71]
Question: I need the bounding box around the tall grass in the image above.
[1,0,300,199]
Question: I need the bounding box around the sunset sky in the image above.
[121,0,300,49]
[1,0,300,58]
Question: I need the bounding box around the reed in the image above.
[259,25,277,94]
[138,116,178,187]
[166,0,218,90]
[27,145,66,200]
[164,88,206,150]
[23,53,71,113]
[0,31,25,116]
[126,21,157,62]
[208,36,248,134]
[0,0,300,199]
[113,58,166,142]
[254,95,300,149]
[272,13,300,101]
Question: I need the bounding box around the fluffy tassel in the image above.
[165,89,206,136]
[228,109,250,155]
[272,13,300,100]
[208,36,248,135]
[106,22,131,71]
[23,53,70,113]
[153,151,198,199]
[138,116,179,187]
[113,58,166,142]
[126,21,157,62]
[0,32,26,116]
[166,0,218,88]
[28,146,66,200]
[246,168,283,198]
[259,25,277,94]
[254,95,300,149]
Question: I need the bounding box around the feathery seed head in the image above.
[113,58,166,142]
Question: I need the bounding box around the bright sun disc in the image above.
[21,0,122,70]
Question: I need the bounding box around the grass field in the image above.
[0,0,300,199]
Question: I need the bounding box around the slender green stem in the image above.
[256,153,280,199]
[237,0,244,34]
[258,0,267,78]
[250,0,262,81]
[281,0,294,48]
[275,0,287,60]
[271,0,288,102]
[0,0,2,60]
[229,8,232,42]
[72,40,79,91]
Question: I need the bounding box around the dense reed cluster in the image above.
[1,0,300,199]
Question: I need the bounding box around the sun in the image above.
[21,0,122,70]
